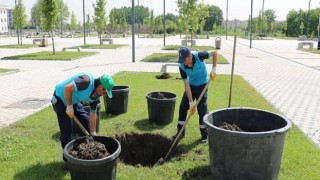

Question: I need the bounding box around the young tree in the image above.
[283,22,288,36]
[56,0,70,35]
[120,13,127,36]
[31,0,44,31]
[177,0,198,43]
[145,9,155,35]
[109,11,117,33]
[93,0,107,45]
[42,0,58,54]
[70,11,77,31]
[196,2,209,35]
[13,0,27,45]
[299,22,305,35]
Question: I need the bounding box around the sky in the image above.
[0,0,319,23]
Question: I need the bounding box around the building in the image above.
[7,9,13,29]
[0,5,9,33]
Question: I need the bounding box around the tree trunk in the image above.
[51,30,56,55]
[20,29,23,45]
[99,33,102,46]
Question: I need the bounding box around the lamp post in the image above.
[15,0,19,44]
[306,0,312,38]
[163,0,166,46]
[83,0,86,45]
[250,0,253,48]
[318,2,320,49]
[60,1,63,38]
[261,0,265,36]
[132,0,135,62]
[226,0,228,40]
[137,0,139,38]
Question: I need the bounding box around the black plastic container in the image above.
[104,86,130,115]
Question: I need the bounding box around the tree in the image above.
[196,2,209,35]
[299,22,305,35]
[70,11,77,31]
[166,20,177,34]
[270,21,274,34]
[283,22,288,36]
[120,13,127,35]
[204,5,223,32]
[93,0,107,45]
[13,0,27,45]
[264,9,276,33]
[42,0,58,54]
[109,11,117,33]
[31,0,44,30]
[56,0,70,33]
[177,0,198,44]
[154,15,163,34]
[144,9,155,35]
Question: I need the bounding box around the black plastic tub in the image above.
[104,86,130,115]
[64,136,121,180]
[146,92,177,124]
[204,107,291,180]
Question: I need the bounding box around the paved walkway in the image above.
[0,36,319,148]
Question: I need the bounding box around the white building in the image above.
[0,5,9,33]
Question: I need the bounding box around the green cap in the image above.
[100,74,114,98]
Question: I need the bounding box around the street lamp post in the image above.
[306,0,312,38]
[137,0,139,38]
[318,2,320,49]
[131,0,135,62]
[163,0,166,46]
[250,0,253,48]
[226,0,228,40]
[261,0,265,36]
[83,0,86,45]
[60,1,63,38]
[15,0,19,44]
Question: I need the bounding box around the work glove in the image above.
[189,102,196,115]
[66,105,74,119]
[210,67,216,81]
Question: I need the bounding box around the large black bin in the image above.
[72,102,101,135]
[104,86,130,115]
[204,107,291,180]
[64,136,121,180]
[146,92,177,124]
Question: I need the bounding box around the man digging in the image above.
[51,73,114,161]
[173,46,217,143]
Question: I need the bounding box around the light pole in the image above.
[261,0,265,36]
[163,0,166,46]
[15,0,19,44]
[83,0,86,45]
[60,1,63,38]
[318,2,320,49]
[137,0,139,38]
[250,0,253,48]
[131,0,135,62]
[226,0,228,40]
[306,0,312,38]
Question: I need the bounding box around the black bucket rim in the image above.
[204,107,291,137]
[63,136,121,165]
[111,85,130,92]
[145,91,178,101]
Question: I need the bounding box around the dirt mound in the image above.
[69,138,110,160]
[115,133,176,167]
[219,122,243,132]
[156,73,171,79]
[156,92,167,99]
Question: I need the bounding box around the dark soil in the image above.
[156,92,167,99]
[219,122,243,132]
[69,138,110,160]
[115,133,177,167]
[156,73,172,79]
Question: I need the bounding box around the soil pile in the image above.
[69,138,110,160]
[156,73,171,79]
[219,122,243,132]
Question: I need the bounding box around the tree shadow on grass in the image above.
[51,131,60,141]
[133,119,168,131]
[180,165,212,180]
[14,162,69,180]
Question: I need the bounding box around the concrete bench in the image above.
[33,38,42,44]
[62,47,81,52]
[66,33,74,38]
[181,39,196,46]
[298,35,307,41]
[161,63,180,73]
[100,38,113,45]
[297,42,313,49]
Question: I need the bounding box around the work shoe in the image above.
[172,131,185,141]
[200,135,207,143]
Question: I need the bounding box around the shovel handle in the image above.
[73,115,90,136]
[163,79,212,161]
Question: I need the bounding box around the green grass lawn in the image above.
[141,53,228,64]
[162,45,215,51]
[300,48,320,54]
[0,72,319,180]
[2,51,97,60]
[0,44,39,49]
[74,44,127,49]
[0,68,14,73]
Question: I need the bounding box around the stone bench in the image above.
[62,47,81,52]
[161,63,180,73]
[297,42,313,49]
[33,38,42,44]
[181,39,196,46]
[100,38,113,45]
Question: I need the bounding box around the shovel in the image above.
[154,79,212,167]
[72,115,93,140]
